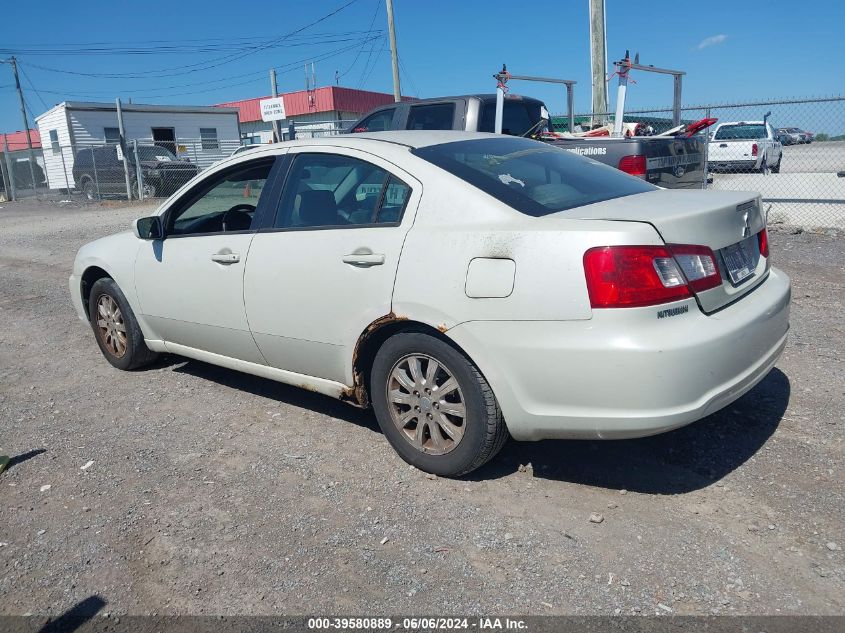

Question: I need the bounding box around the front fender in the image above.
[72,232,160,340]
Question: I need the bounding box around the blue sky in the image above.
[1,0,843,134]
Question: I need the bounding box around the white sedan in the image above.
[70,131,791,476]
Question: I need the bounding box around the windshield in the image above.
[412,137,656,217]
[714,124,767,140]
[136,146,177,161]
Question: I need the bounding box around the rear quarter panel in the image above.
[392,176,664,329]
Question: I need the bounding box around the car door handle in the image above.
[719,143,728,148]
[342,253,385,267]
[211,252,240,264]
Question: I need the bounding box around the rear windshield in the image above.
[714,124,767,140]
[478,99,545,136]
[412,137,656,217]
[137,146,177,161]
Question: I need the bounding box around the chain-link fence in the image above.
[1,121,357,202]
[5,97,842,228]
[554,96,845,228]
[14,136,240,202]
[0,148,47,201]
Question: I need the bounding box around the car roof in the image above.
[364,93,544,109]
[260,130,507,150]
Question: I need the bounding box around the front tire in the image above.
[88,278,158,370]
[371,332,508,477]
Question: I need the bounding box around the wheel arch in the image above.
[80,265,113,321]
[345,315,482,409]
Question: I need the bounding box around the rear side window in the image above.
[406,103,455,130]
[714,124,767,140]
[478,100,544,136]
[274,153,411,228]
[412,137,655,217]
[352,109,395,133]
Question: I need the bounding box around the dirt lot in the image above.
[0,199,843,617]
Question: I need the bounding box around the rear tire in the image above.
[371,332,508,477]
[88,278,158,370]
[771,156,782,173]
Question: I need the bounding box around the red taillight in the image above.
[583,244,721,308]
[667,244,722,293]
[758,228,769,258]
[751,143,758,157]
[618,154,647,178]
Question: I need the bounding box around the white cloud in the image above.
[697,34,728,50]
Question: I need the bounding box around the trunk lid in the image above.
[564,189,769,313]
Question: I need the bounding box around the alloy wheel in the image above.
[386,354,466,455]
[96,294,127,358]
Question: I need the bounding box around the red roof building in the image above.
[215,86,413,142]
[0,129,42,152]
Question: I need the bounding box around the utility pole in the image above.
[5,56,39,194]
[270,68,282,142]
[588,0,608,125]
[385,0,402,102]
[115,98,133,200]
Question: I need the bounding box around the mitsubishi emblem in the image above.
[741,211,751,238]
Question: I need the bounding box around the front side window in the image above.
[274,153,410,228]
[352,109,395,133]
[200,127,219,150]
[167,159,273,236]
[405,103,455,130]
[104,127,121,144]
[412,137,655,217]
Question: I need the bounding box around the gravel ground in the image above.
[0,199,842,617]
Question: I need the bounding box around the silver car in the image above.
[69,132,791,476]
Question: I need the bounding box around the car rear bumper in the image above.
[446,267,791,441]
[710,159,759,171]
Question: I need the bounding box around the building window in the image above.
[104,127,121,144]
[49,130,60,154]
[200,128,219,150]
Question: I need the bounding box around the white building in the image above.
[35,101,241,190]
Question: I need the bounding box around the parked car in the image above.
[229,144,261,157]
[73,144,199,199]
[777,127,813,145]
[70,133,790,476]
[348,94,710,189]
[708,121,783,173]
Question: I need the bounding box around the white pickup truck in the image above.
[708,121,783,173]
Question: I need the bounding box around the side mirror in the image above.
[133,216,163,240]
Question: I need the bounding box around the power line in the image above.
[3,31,384,57]
[23,0,363,79]
[397,56,420,97]
[359,46,387,89]
[22,36,381,98]
[338,0,381,79]
[18,38,384,102]
[17,63,49,111]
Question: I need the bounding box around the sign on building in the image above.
[260,97,286,122]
